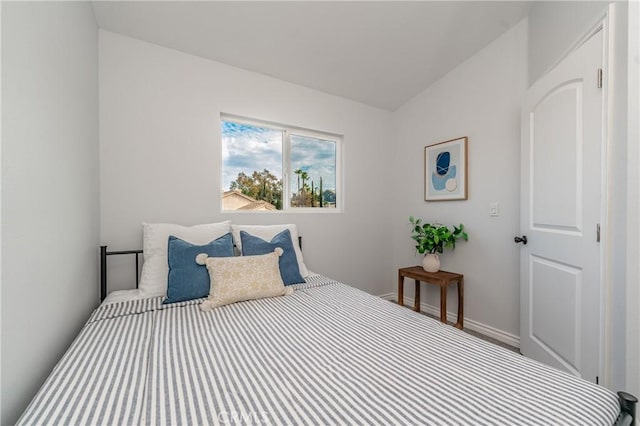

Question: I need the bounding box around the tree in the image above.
[294,169,302,206]
[290,168,330,208]
[229,169,282,210]
[300,171,309,206]
[323,189,336,205]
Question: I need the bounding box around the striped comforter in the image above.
[19,276,620,425]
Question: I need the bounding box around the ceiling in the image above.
[92,1,531,111]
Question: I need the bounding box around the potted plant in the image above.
[409,216,468,272]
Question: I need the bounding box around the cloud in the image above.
[290,135,337,190]
[222,123,283,190]
[221,122,337,193]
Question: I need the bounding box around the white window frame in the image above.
[221,114,343,213]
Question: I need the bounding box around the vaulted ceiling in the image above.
[92,1,531,111]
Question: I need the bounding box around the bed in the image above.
[17,223,638,425]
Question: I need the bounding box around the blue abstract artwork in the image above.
[436,152,450,175]
[425,137,467,201]
[432,164,457,191]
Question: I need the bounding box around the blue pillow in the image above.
[240,229,305,285]
[164,233,234,304]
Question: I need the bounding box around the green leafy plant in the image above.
[409,216,468,254]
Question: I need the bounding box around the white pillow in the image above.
[231,224,309,277]
[139,221,231,297]
[198,248,293,311]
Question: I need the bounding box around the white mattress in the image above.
[101,289,146,305]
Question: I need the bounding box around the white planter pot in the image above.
[422,253,440,272]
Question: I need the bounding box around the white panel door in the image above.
[520,30,604,383]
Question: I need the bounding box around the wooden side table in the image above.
[398,266,464,329]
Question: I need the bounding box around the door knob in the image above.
[514,235,528,245]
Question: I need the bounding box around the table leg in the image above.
[414,280,421,312]
[398,272,404,307]
[440,285,447,324]
[455,277,464,329]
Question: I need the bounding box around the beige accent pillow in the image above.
[198,248,293,311]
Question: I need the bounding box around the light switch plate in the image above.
[489,202,499,216]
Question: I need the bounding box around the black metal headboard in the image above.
[99,236,302,302]
[100,246,142,302]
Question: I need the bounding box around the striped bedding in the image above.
[19,275,620,425]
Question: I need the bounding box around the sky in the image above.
[221,121,282,190]
[221,121,336,196]
[290,134,336,194]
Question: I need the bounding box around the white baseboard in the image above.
[378,292,520,349]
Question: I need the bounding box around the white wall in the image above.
[528,1,609,85]
[99,31,393,296]
[389,20,528,341]
[1,2,99,424]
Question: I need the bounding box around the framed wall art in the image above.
[424,137,468,201]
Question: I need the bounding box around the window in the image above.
[221,115,341,212]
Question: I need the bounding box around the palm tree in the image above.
[311,181,315,207]
[294,169,302,206]
[300,171,309,206]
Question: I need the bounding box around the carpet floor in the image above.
[394,300,520,354]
